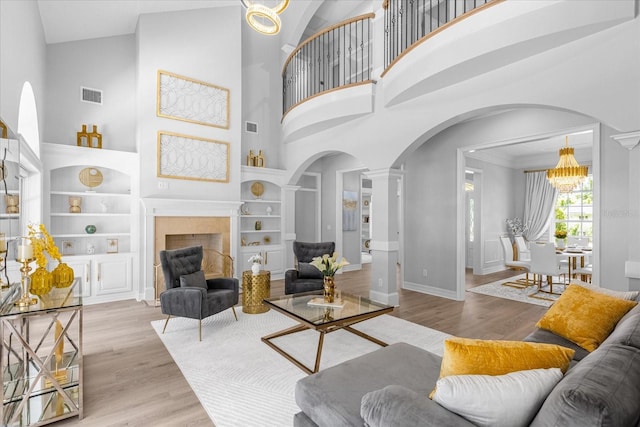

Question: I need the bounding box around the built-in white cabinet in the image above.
[63,254,132,301]
[42,143,139,304]
[240,166,286,279]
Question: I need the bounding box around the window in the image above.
[554,175,593,240]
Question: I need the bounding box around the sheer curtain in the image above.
[523,171,558,241]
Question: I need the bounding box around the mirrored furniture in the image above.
[0,279,82,426]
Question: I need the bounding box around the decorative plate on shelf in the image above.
[251,181,264,198]
[364,239,370,249]
[363,200,370,207]
[79,167,103,190]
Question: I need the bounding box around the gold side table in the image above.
[242,270,271,314]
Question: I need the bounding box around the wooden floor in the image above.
[55,265,547,427]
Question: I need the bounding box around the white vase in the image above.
[251,263,261,275]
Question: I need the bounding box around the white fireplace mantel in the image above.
[139,197,243,301]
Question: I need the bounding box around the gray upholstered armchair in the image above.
[159,245,239,341]
[284,241,335,294]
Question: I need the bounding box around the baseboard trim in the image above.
[403,281,459,300]
[369,290,399,306]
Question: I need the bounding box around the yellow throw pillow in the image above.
[438,337,575,379]
[536,284,637,352]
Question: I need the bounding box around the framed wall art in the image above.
[107,238,118,254]
[342,191,358,231]
[157,70,230,129]
[157,131,230,183]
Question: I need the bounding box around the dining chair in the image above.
[499,235,532,288]
[514,235,531,261]
[529,242,569,300]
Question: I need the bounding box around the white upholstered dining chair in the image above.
[529,242,569,300]
[499,235,532,288]
[514,235,531,261]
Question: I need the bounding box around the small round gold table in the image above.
[242,270,271,314]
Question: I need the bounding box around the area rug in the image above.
[467,274,564,307]
[151,309,450,427]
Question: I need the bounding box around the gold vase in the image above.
[30,267,53,296]
[53,262,74,288]
[323,276,335,303]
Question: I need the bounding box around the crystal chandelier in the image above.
[546,136,588,193]
[241,0,289,35]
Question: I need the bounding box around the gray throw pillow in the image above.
[298,262,324,279]
[180,270,207,289]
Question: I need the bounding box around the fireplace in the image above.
[155,216,232,291]
[140,198,242,301]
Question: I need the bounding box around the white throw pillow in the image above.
[432,368,563,427]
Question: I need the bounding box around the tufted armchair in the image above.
[285,241,335,295]
[159,245,239,341]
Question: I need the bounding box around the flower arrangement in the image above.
[310,252,349,277]
[28,223,62,268]
[505,217,528,236]
[248,253,263,264]
[554,230,567,240]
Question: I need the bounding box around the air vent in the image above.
[81,87,103,105]
[245,121,258,134]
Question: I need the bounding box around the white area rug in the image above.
[467,274,564,307]
[151,309,450,427]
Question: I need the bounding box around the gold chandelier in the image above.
[546,136,588,193]
[241,0,289,35]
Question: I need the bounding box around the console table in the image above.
[0,279,82,426]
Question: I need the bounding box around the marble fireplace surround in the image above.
[141,198,242,301]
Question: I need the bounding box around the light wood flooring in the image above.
[54,265,546,427]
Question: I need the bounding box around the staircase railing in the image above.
[282,14,374,118]
[382,0,502,75]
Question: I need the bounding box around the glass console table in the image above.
[0,279,82,426]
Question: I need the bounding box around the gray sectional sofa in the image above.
[294,301,640,427]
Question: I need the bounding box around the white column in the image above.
[366,168,404,306]
[283,185,300,271]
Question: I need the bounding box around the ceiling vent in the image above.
[245,121,258,134]
[81,86,103,105]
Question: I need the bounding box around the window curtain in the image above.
[523,171,558,241]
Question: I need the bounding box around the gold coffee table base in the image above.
[242,270,270,314]
[262,292,393,375]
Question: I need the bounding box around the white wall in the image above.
[465,157,521,274]
[43,35,136,151]
[241,22,284,169]
[600,124,634,291]
[136,7,243,200]
[0,0,47,136]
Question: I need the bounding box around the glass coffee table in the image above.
[262,291,394,374]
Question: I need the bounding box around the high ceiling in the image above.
[36,1,237,44]
[35,0,370,45]
[34,0,594,168]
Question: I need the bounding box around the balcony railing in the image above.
[282,14,374,117]
[383,0,500,73]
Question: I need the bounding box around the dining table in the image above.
[557,247,592,282]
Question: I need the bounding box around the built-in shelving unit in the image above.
[361,178,372,254]
[42,143,139,304]
[240,166,286,279]
[0,140,21,240]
